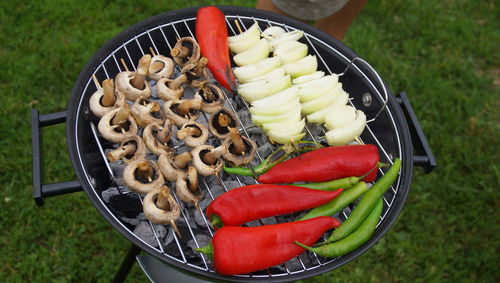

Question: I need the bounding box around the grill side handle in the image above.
[396,92,436,173]
[31,109,83,206]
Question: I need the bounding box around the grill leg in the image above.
[113,244,141,283]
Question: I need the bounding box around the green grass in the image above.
[1,0,498,282]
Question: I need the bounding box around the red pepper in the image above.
[195,7,236,92]
[206,184,343,227]
[258,144,380,184]
[195,216,340,275]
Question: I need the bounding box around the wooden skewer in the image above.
[92,74,101,89]
[234,20,243,34]
[149,47,157,56]
[355,137,364,145]
[120,58,130,72]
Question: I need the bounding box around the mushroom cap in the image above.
[157,77,185,101]
[98,107,138,144]
[123,159,164,194]
[191,145,226,176]
[121,135,146,164]
[222,134,258,166]
[143,186,180,225]
[162,99,201,127]
[115,71,151,101]
[186,68,209,88]
[194,83,226,114]
[148,55,174,81]
[89,88,126,118]
[171,37,200,67]
[158,153,187,182]
[208,107,238,139]
[175,166,202,207]
[142,121,173,156]
[177,120,209,148]
[130,98,164,128]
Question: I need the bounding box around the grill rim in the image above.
[66,6,414,282]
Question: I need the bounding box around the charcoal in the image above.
[284,257,304,272]
[133,221,167,248]
[207,185,224,199]
[260,216,277,225]
[257,144,273,158]
[223,180,241,190]
[194,198,212,227]
[105,190,142,219]
[121,212,146,226]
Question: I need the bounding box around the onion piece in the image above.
[267,130,306,145]
[238,75,291,102]
[301,84,342,115]
[228,23,261,53]
[324,105,357,130]
[325,110,367,146]
[298,75,339,102]
[262,26,286,40]
[269,30,304,52]
[283,55,317,78]
[233,39,270,66]
[306,90,349,123]
[250,97,301,116]
[251,86,298,107]
[262,118,305,133]
[292,71,325,84]
[233,57,281,83]
[252,104,302,125]
[273,40,308,64]
[248,67,285,82]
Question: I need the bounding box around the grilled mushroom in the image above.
[106,135,146,164]
[142,120,173,156]
[148,55,174,81]
[98,104,138,143]
[175,166,202,209]
[157,74,187,101]
[158,152,192,182]
[194,83,225,113]
[170,37,200,67]
[115,55,152,101]
[123,159,164,194]
[191,145,227,176]
[208,107,238,139]
[176,120,209,147]
[162,99,201,127]
[222,128,257,166]
[183,57,209,88]
[89,79,126,118]
[143,185,181,236]
[130,98,164,128]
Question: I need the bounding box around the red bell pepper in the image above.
[194,216,340,275]
[195,6,236,92]
[206,184,343,227]
[258,144,380,184]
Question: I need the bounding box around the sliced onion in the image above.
[228,23,261,53]
[262,26,286,40]
[238,75,291,102]
[273,40,308,64]
[269,30,304,52]
[325,110,367,146]
[298,75,339,102]
[306,90,349,123]
[250,97,300,116]
[324,104,357,130]
[233,57,281,83]
[252,104,301,125]
[283,55,317,78]
[267,130,306,145]
[248,67,285,82]
[301,83,343,114]
[292,71,325,84]
[251,86,298,107]
[233,39,270,66]
[262,117,304,132]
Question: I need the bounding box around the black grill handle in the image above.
[31,109,83,206]
[396,92,436,173]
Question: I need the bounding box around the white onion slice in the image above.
[325,110,367,146]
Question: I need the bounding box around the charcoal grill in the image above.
[31,6,436,282]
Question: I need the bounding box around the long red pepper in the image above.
[258,144,380,184]
[195,7,236,92]
[194,216,340,275]
[206,184,343,227]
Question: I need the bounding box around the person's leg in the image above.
[256,0,287,16]
[314,0,368,40]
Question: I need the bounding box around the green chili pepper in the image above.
[290,176,360,191]
[223,140,323,176]
[297,181,369,221]
[294,197,383,257]
[326,158,401,242]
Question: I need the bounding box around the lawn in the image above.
[0,0,498,282]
